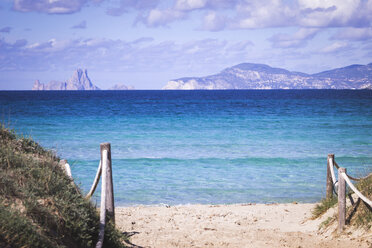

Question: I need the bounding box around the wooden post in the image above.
[326,154,334,199]
[96,149,107,248]
[338,167,346,233]
[59,159,73,179]
[100,142,115,224]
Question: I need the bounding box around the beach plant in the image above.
[312,196,337,219]
[318,217,335,230]
[0,124,127,248]
[350,173,372,229]
[312,167,371,231]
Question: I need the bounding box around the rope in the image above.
[329,157,337,185]
[341,172,372,207]
[334,161,340,169]
[96,150,108,248]
[334,161,371,181]
[85,160,102,199]
[333,180,338,196]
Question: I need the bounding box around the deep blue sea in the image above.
[1,90,372,206]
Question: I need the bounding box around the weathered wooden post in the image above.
[338,167,346,233]
[100,142,115,224]
[59,159,71,178]
[326,154,335,199]
[96,147,108,248]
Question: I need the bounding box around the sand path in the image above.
[116,203,371,248]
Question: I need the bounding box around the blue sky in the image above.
[0,0,371,89]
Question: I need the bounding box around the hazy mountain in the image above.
[32,69,100,90]
[108,84,135,90]
[163,63,372,90]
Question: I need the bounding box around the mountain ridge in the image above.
[163,63,372,90]
[32,69,100,90]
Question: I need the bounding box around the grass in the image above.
[0,124,127,248]
[351,173,372,229]
[312,170,371,231]
[318,217,335,230]
[312,196,337,219]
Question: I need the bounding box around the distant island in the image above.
[32,69,133,90]
[163,63,372,90]
[108,84,135,90]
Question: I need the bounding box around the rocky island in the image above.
[32,69,100,90]
[163,63,372,90]
[108,84,134,90]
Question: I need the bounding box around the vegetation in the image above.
[312,196,337,219]
[351,174,372,229]
[318,217,334,230]
[0,124,127,248]
[312,169,371,231]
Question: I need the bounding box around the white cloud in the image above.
[0,36,255,73]
[332,27,372,41]
[234,0,295,29]
[321,41,349,53]
[12,0,103,14]
[136,0,372,30]
[203,11,226,31]
[175,0,207,11]
[298,0,361,27]
[106,0,159,16]
[144,8,186,27]
[269,28,319,48]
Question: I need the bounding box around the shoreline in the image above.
[115,202,371,248]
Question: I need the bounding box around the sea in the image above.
[1,90,371,206]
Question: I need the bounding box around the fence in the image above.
[59,143,114,248]
[57,150,372,243]
[326,154,372,233]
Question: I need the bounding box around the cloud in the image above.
[0,36,255,73]
[107,0,238,28]
[269,28,319,48]
[106,0,159,16]
[234,0,296,29]
[332,27,372,41]
[202,11,226,31]
[13,0,100,14]
[231,0,372,29]
[175,0,208,11]
[298,0,361,27]
[141,8,186,27]
[321,41,349,53]
[131,37,154,45]
[71,20,87,29]
[111,0,372,31]
[0,27,12,33]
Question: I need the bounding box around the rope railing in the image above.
[340,172,372,207]
[334,161,371,181]
[86,160,102,199]
[326,154,372,232]
[328,156,338,193]
[59,143,115,248]
[96,150,108,248]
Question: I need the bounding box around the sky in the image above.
[0,0,371,90]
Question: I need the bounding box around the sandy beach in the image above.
[116,203,371,248]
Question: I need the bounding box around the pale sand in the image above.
[116,203,372,248]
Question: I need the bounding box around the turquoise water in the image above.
[1,90,372,205]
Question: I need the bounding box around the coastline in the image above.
[115,203,371,248]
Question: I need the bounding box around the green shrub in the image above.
[352,174,372,229]
[0,124,127,248]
